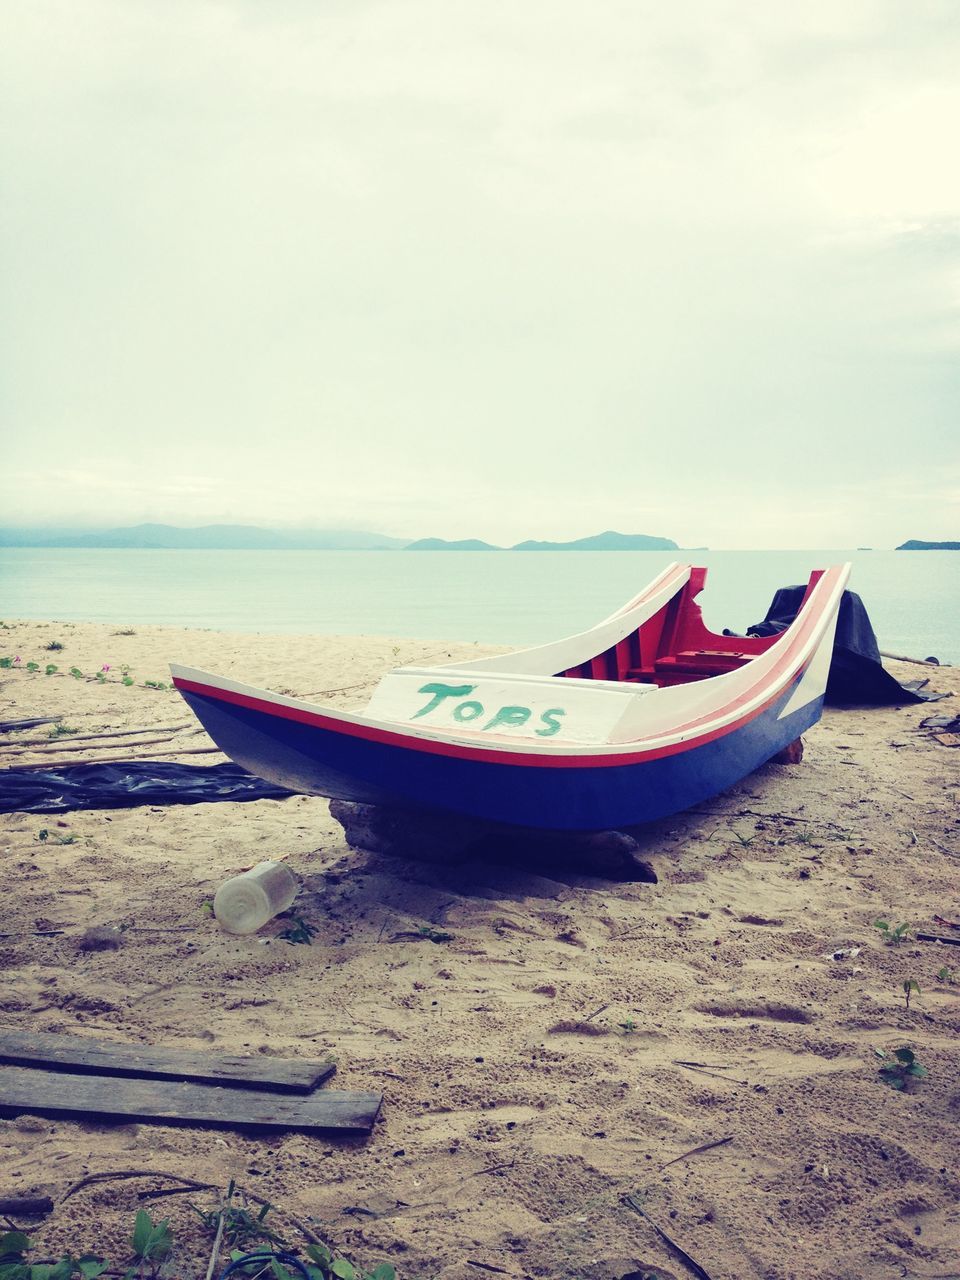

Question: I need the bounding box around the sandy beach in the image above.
[1,618,958,1280]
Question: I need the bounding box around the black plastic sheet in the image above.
[0,761,295,815]
[742,587,944,704]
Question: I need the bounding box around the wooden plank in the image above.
[0,1030,335,1093]
[0,1066,382,1134]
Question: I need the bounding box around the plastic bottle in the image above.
[213,860,299,935]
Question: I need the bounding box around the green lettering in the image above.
[413,682,477,719]
[453,700,485,722]
[535,708,566,737]
[482,705,532,732]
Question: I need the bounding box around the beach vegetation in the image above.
[0,1230,109,1279]
[25,660,40,672]
[143,680,169,690]
[69,666,84,679]
[279,915,316,945]
[416,925,453,943]
[45,663,59,675]
[49,723,80,737]
[937,965,956,984]
[129,1209,174,1277]
[902,979,920,1009]
[190,1184,283,1250]
[618,1017,638,1033]
[873,919,911,945]
[0,1188,397,1280]
[45,640,65,651]
[122,674,135,686]
[876,1046,928,1091]
[0,657,13,669]
[113,628,137,636]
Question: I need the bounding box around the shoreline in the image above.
[1,619,958,1278]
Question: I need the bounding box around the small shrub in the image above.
[279,916,316,945]
[876,1046,928,1090]
[45,663,59,675]
[902,979,920,1010]
[873,919,911,945]
[417,925,453,943]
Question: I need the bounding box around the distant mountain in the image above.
[405,537,502,551]
[0,524,408,550]
[511,530,678,552]
[896,539,960,551]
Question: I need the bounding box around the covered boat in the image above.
[171,562,850,831]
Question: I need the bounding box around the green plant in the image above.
[937,965,956,984]
[49,723,80,738]
[143,680,169,690]
[873,919,911,945]
[45,663,59,675]
[25,660,39,672]
[122,675,135,686]
[618,1018,638,1033]
[69,667,84,680]
[731,831,755,847]
[876,1046,928,1090]
[0,1231,108,1279]
[129,1209,173,1278]
[95,671,107,683]
[190,1182,283,1250]
[0,657,12,669]
[303,1244,395,1280]
[279,916,316,945]
[416,925,453,943]
[902,979,920,1010]
[45,640,65,651]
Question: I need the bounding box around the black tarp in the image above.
[739,586,944,704]
[0,761,294,815]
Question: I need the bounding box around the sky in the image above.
[1,1,958,549]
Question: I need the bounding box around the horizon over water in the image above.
[1,547,957,663]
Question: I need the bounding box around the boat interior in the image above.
[559,567,825,688]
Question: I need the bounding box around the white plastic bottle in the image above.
[213,861,299,935]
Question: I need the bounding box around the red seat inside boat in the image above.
[559,567,823,687]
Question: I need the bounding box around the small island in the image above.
[405,538,502,551]
[896,539,960,551]
[403,530,679,552]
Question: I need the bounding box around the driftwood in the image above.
[879,650,942,666]
[0,1065,381,1133]
[329,799,658,882]
[1,746,223,771]
[0,724,193,749]
[0,1195,53,1216]
[0,1029,335,1093]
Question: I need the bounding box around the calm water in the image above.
[0,548,957,661]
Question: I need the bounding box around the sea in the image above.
[0,548,957,663]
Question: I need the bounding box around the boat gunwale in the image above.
[170,564,850,769]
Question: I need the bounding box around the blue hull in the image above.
[179,676,819,830]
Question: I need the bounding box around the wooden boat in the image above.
[171,562,850,830]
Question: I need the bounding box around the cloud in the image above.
[0,1,957,546]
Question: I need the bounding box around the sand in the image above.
[0,618,958,1280]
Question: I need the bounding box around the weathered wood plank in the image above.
[0,1066,382,1133]
[0,1030,335,1093]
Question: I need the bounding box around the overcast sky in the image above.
[1,1,958,548]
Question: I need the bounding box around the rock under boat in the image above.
[171,562,851,830]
